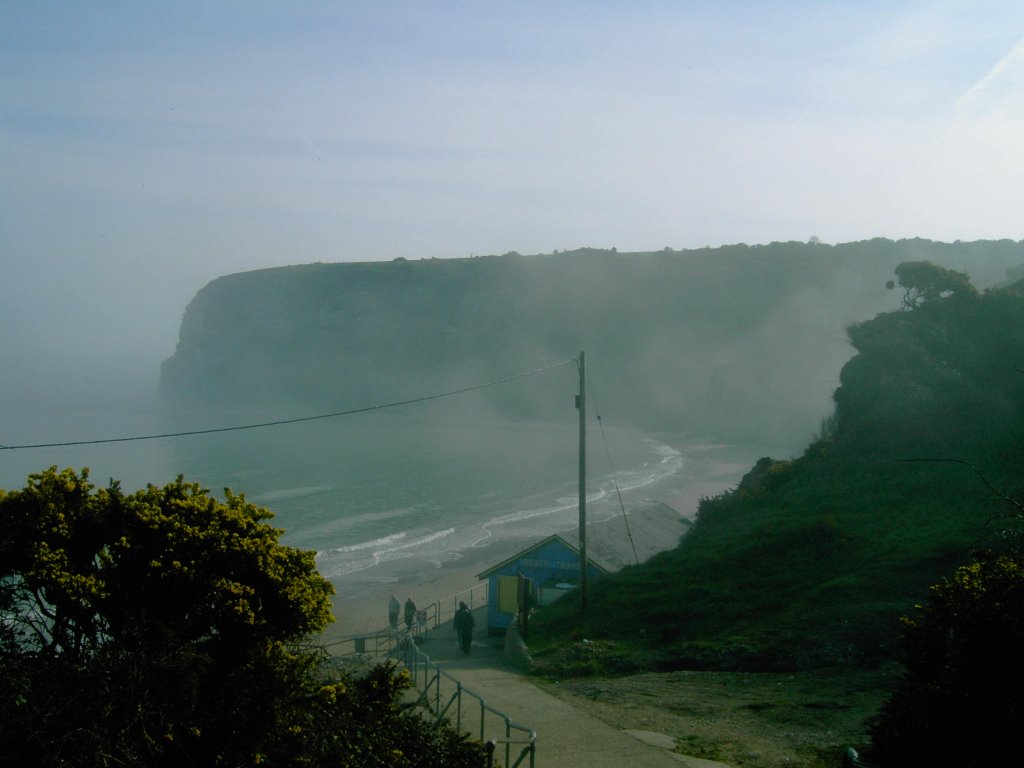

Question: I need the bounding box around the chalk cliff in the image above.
[160,239,1024,446]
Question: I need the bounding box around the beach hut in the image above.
[477,533,609,633]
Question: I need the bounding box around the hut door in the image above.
[497,575,519,614]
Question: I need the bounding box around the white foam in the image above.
[316,435,705,583]
[320,531,407,556]
[379,528,455,554]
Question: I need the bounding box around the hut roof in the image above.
[476,533,611,579]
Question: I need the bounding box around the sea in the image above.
[1,400,772,593]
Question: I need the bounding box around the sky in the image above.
[2,0,1024,407]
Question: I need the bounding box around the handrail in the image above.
[417,582,490,634]
[397,639,536,768]
[321,582,534,765]
[322,581,489,659]
[322,625,402,659]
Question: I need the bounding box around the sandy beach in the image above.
[318,440,763,645]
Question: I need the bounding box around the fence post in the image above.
[504,716,512,768]
[479,698,486,747]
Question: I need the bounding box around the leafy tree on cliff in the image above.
[0,467,486,768]
[837,266,1024,454]
[886,260,976,310]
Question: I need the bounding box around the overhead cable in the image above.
[587,372,640,565]
[1,357,578,450]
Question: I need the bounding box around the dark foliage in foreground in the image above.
[866,551,1024,767]
[0,468,486,767]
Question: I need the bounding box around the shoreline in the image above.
[317,439,766,644]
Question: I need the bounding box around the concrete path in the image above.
[408,612,732,768]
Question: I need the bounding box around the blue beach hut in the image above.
[477,533,609,633]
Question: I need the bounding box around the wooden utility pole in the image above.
[577,350,587,613]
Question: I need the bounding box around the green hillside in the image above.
[532,264,1024,671]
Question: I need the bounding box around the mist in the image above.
[4,2,1024,468]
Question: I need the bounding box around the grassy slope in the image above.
[532,278,1024,671]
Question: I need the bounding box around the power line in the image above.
[587,371,640,566]
[1,357,578,451]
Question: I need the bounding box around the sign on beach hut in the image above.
[477,534,609,633]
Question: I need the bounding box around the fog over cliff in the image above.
[161,239,1024,450]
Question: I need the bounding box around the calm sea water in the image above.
[1,402,763,591]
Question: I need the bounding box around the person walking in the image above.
[404,597,417,632]
[453,601,475,654]
[388,593,400,630]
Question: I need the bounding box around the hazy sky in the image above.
[3,1,1024,404]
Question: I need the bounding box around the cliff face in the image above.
[160,239,1024,446]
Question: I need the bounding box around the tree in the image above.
[0,467,486,767]
[867,550,1024,767]
[886,260,977,310]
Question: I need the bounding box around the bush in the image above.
[867,550,1024,767]
[0,467,486,767]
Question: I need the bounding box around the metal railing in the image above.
[396,638,536,768]
[323,582,490,659]
[322,625,401,660]
[322,581,535,767]
[418,582,490,633]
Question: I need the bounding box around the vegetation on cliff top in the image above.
[531,262,1024,672]
[161,238,1024,448]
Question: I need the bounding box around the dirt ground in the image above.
[535,665,900,767]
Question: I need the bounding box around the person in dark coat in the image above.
[453,601,475,654]
[388,593,400,630]
[404,597,417,632]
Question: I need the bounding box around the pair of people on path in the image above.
[388,594,419,632]
[391,594,472,651]
[453,601,474,654]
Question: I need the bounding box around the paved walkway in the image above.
[407,611,732,768]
